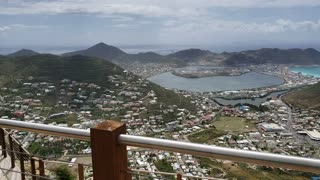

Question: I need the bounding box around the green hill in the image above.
[0,54,122,86]
[0,54,195,111]
[168,49,213,62]
[283,83,320,110]
[167,49,226,65]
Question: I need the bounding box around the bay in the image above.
[148,69,284,92]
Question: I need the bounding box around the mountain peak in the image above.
[97,42,106,45]
[63,42,126,60]
[90,42,110,48]
[304,48,319,54]
[7,49,39,57]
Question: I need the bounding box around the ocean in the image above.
[290,66,320,78]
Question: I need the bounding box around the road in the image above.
[280,95,303,143]
[280,95,320,146]
[0,95,4,102]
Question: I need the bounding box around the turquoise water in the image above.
[290,66,320,77]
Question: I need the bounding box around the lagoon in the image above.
[148,70,284,92]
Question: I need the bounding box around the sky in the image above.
[0,0,320,52]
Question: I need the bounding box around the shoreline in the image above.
[289,64,320,68]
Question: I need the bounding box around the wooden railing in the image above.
[0,119,320,180]
[0,128,89,180]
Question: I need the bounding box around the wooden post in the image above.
[19,146,26,180]
[8,134,15,168]
[30,157,36,180]
[38,159,45,180]
[0,128,6,158]
[78,163,84,180]
[177,173,182,180]
[90,120,129,180]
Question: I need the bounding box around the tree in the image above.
[54,165,76,180]
[231,134,239,141]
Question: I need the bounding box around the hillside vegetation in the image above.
[0,54,195,111]
[283,82,320,110]
[0,54,123,87]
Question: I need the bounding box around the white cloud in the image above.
[275,19,320,32]
[137,20,153,25]
[111,16,135,22]
[162,19,320,34]
[1,0,320,17]
[10,24,48,29]
[160,0,320,8]
[0,26,11,32]
[112,24,135,28]
[0,1,201,18]
[1,0,320,46]
[0,24,48,32]
[157,18,320,44]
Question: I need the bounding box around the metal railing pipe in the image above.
[119,134,320,174]
[1,119,320,173]
[0,119,90,140]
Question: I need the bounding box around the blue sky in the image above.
[1,0,320,52]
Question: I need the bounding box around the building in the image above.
[307,130,320,141]
[260,123,284,132]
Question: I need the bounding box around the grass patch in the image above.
[45,114,78,126]
[224,162,311,180]
[213,116,256,132]
[196,157,313,180]
[188,129,226,144]
[28,141,64,157]
[155,159,175,180]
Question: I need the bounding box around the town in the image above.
[0,64,320,179]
